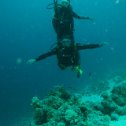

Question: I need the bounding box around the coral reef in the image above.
[31,86,110,126]
[94,77,126,121]
[30,75,126,126]
[111,83,126,106]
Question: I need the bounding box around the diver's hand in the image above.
[27,59,36,64]
[86,17,94,23]
[81,16,94,23]
[100,41,109,47]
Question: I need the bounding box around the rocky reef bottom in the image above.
[30,74,126,126]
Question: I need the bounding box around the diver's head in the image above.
[61,0,70,8]
[61,38,72,47]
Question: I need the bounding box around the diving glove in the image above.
[72,66,83,77]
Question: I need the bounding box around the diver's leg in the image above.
[70,32,75,44]
[52,18,59,34]
[72,50,83,77]
[67,22,75,44]
[75,49,80,66]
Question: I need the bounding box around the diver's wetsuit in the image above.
[36,48,56,61]
[35,43,102,69]
[52,4,82,43]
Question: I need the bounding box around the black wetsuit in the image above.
[35,43,102,69]
[52,4,81,43]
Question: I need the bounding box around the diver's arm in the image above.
[36,49,56,61]
[27,49,56,64]
[72,11,82,19]
[77,43,103,50]
[72,11,94,22]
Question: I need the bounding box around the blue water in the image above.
[0,0,126,125]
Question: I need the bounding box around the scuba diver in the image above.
[27,0,102,77]
[51,0,93,44]
[27,37,103,77]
